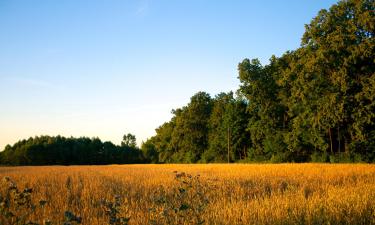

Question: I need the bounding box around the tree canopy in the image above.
[142,0,374,163]
[0,135,143,165]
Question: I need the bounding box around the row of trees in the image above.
[141,92,250,163]
[142,0,374,163]
[0,135,143,165]
[0,0,373,165]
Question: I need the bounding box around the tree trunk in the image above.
[344,136,349,153]
[337,126,341,155]
[328,128,333,154]
[227,127,230,163]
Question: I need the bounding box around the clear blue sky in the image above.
[0,0,338,150]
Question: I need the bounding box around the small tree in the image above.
[121,133,137,148]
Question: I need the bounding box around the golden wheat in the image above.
[0,164,374,225]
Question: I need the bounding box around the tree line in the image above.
[0,135,143,165]
[0,0,374,165]
[141,0,374,163]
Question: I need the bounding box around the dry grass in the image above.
[0,164,374,224]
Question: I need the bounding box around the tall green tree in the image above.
[121,133,137,148]
[171,92,213,162]
[204,92,234,162]
[203,92,250,162]
[282,0,374,160]
[238,57,288,161]
[224,96,251,161]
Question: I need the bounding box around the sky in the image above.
[0,0,338,150]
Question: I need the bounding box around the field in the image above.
[0,164,374,225]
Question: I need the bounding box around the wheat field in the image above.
[0,164,374,225]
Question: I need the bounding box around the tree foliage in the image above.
[0,135,144,165]
[143,0,374,163]
[142,92,250,163]
[121,133,137,148]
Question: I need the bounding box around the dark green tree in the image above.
[0,135,144,165]
[121,133,137,148]
[171,92,213,162]
[238,57,289,161]
[282,0,374,161]
[141,138,159,163]
[203,92,250,162]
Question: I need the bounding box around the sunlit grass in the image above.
[0,164,374,224]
